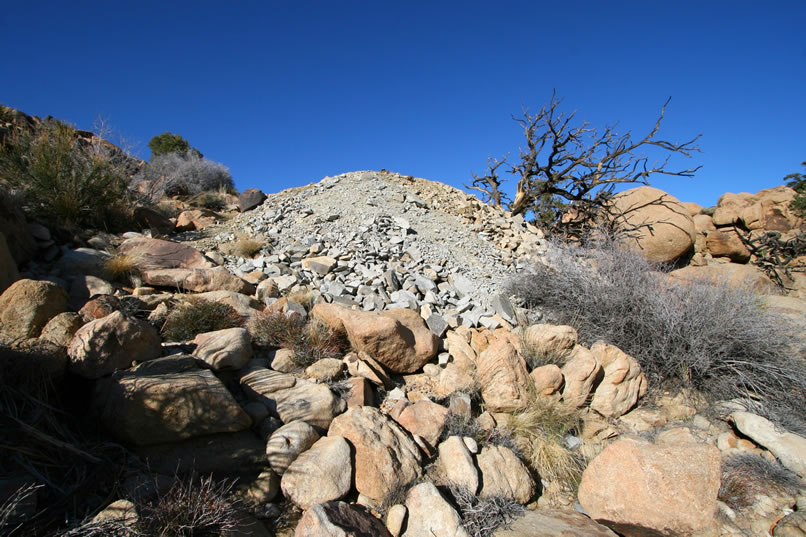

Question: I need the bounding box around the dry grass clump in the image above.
[135,473,240,537]
[718,453,803,511]
[508,397,586,489]
[227,238,264,258]
[103,253,142,286]
[519,338,568,370]
[193,191,227,211]
[506,236,806,426]
[161,299,242,342]
[449,485,524,537]
[247,312,348,368]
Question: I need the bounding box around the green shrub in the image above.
[506,237,806,425]
[148,132,201,160]
[194,192,227,211]
[247,312,348,368]
[785,161,806,219]
[0,121,130,230]
[161,299,242,341]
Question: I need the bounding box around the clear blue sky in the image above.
[2,1,804,207]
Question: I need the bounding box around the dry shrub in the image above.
[161,299,242,342]
[519,336,568,369]
[247,312,348,368]
[226,238,264,258]
[508,396,586,490]
[718,453,803,511]
[104,253,142,286]
[440,412,517,453]
[506,236,806,427]
[136,473,240,537]
[449,485,524,537]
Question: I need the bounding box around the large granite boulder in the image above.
[578,438,721,536]
[0,279,69,342]
[610,186,696,264]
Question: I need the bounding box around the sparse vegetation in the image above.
[247,312,348,368]
[0,119,131,231]
[449,485,524,537]
[508,396,586,489]
[161,299,242,341]
[136,473,240,537]
[506,236,806,424]
[718,453,803,511]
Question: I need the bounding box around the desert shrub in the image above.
[193,192,227,211]
[147,151,233,197]
[449,485,524,537]
[247,312,348,368]
[509,396,586,489]
[148,132,200,160]
[718,453,803,511]
[506,237,806,421]
[0,121,130,230]
[103,253,142,286]
[136,473,239,537]
[441,412,518,453]
[161,299,242,342]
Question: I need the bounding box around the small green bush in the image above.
[506,237,806,425]
[148,132,201,160]
[784,161,806,219]
[161,299,242,342]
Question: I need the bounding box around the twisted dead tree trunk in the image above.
[467,92,701,238]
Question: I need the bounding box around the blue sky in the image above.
[2,1,804,207]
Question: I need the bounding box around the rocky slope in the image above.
[0,169,805,537]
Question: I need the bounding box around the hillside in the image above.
[1,113,806,536]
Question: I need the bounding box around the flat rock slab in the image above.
[492,509,618,537]
[118,237,214,270]
[295,501,392,537]
[142,267,255,294]
[578,438,721,537]
[94,357,251,445]
[240,368,346,430]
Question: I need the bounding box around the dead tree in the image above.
[467,92,701,237]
